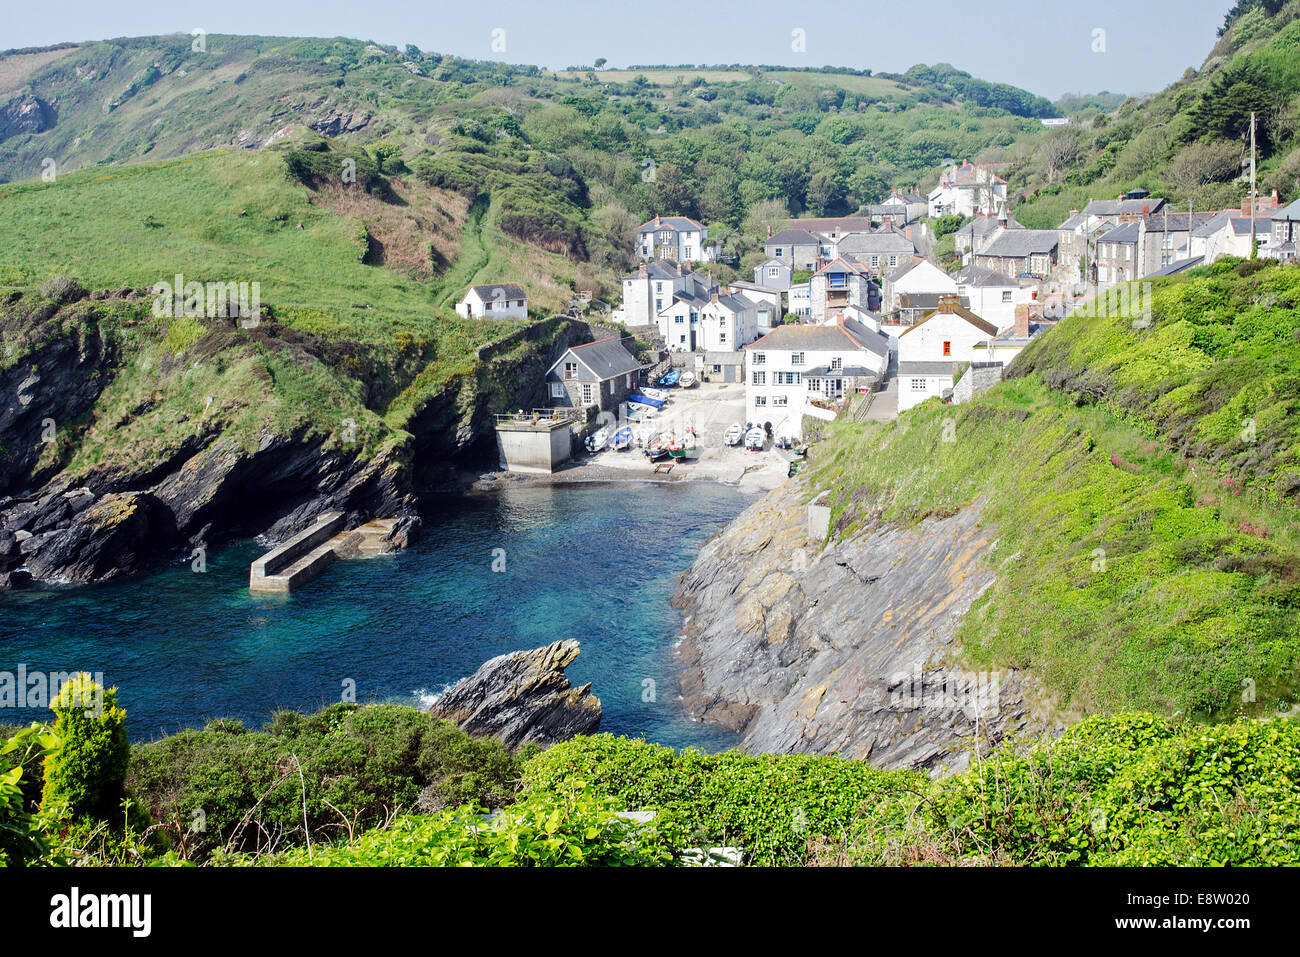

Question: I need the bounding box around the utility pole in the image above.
[1250,111,1258,259]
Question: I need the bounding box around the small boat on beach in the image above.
[744,426,766,451]
[644,433,673,461]
[585,427,610,453]
[641,387,670,402]
[678,370,697,388]
[724,423,744,447]
[612,427,633,451]
[657,369,681,387]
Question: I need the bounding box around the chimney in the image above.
[1014,304,1030,339]
[767,224,773,239]
[1142,204,1150,217]
[711,292,719,304]
[637,262,647,278]
[937,295,958,314]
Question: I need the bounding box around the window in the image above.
[752,371,766,385]
[888,255,898,267]
[753,353,766,365]
[675,315,684,324]
[754,395,767,407]
[550,383,566,399]
[911,378,927,391]
[626,374,634,389]
[679,334,687,344]
[719,332,727,344]
[776,372,802,385]
[685,247,694,259]
[719,316,727,326]
[564,362,578,380]
[790,352,805,366]
[655,299,663,312]
[871,255,880,268]
[831,357,842,371]
[712,364,722,373]
[772,395,788,406]
[943,341,952,356]
[581,384,594,404]
[767,267,780,278]
[655,282,663,293]
[774,247,784,258]
[1001,290,1013,303]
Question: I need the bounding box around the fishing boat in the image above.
[627,392,665,410]
[641,387,670,402]
[584,427,610,453]
[612,427,633,451]
[657,369,681,387]
[644,433,673,461]
[678,370,697,388]
[776,434,791,450]
[724,423,744,447]
[744,426,765,451]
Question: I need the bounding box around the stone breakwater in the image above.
[673,481,1049,775]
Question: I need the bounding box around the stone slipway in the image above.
[673,481,1049,775]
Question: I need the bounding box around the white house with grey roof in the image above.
[743,317,889,440]
[697,291,759,352]
[952,263,1032,331]
[455,283,528,319]
[975,229,1060,279]
[637,215,716,263]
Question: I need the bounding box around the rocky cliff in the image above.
[0,288,581,589]
[674,481,1048,775]
[428,640,601,748]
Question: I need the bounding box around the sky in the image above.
[1,0,1232,100]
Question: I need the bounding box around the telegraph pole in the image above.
[1250,111,1258,259]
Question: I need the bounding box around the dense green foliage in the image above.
[266,783,679,867]
[0,724,60,866]
[823,713,1300,866]
[521,734,922,865]
[41,675,129,821]
[125,704,524,858]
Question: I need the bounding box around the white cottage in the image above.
[455,284,528,320]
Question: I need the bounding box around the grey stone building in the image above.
[546,337,644,414]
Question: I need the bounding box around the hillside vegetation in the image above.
[806,260,1300,721]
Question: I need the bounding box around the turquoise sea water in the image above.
[0,482,750,750]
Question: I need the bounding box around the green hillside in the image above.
[806,260,1300,722]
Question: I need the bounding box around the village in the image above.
[464,159,1300,487]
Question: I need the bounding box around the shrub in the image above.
[41,675,129,822]
[521,734,922,865]
[0,724,60,866]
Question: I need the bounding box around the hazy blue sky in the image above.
[4,0,1231,99]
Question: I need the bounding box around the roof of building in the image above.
[766,228,822,247]
[952,263,1018,287]
[901,302,999,338]
[898,292,968,311]
[946,161,1007,187]
[803,364,877,378]
[1098,222,1140,244]
[978,229,1059,258]
[621,260,695,282]
[548,337,643,381]
[1149,256,1205,277]
[786,216,875,234]
[745,316,888,360]
[466,283,526,300]
[1139,212,1220,234]
[702,351,744,365]
[637,215,705,232]
[1084,197,1167,218]
[813,255,871,278]
[1272,197,1300,220]
[898,360,960,376]
[836,230,916,254]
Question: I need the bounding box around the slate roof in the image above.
[898,293,968,312]
[766,228,822,246]
[836,230,916,254]
[702,351,744,365]
[1272,198,1300,220]
[745,317,888,360]
[814,255,872,278]
[622,261,692,281]
[1084,197,1167,218]
[548,337,643,382]
[1098,222,1140,244]
[978,229,1059,258]
[786,216,875,234]
[1149,256,1205,276]
[898,361,959,376]
[638,215,705,232]
[901,303,999,338]
[1139,212,1220,233]
[953,263,1018,287]
[468,283,526,300]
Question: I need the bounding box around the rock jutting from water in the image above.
[428,639,602,748]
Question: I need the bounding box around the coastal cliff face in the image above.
[674,481,1046,774]
[0,289,580,589]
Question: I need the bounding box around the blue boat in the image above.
[612,427,633,451]
[657,369,681,387]
[628,392,665,409]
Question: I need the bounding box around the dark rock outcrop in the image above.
[429,640,601,748]
[674,482,1049,775]
[0,95,55,143]
[308,109,372,137]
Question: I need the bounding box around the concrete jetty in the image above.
[249,512,405,594]
[494,408,581,474]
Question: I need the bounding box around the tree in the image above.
[594,58,607,69]
[1166,139,1241,188]
[1039,127,1084,183]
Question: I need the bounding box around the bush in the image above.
[0,724,60,866]
[126,703,523,860]
[41,675,129,822]
[521,734,922,865]
[37,275,86,306]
